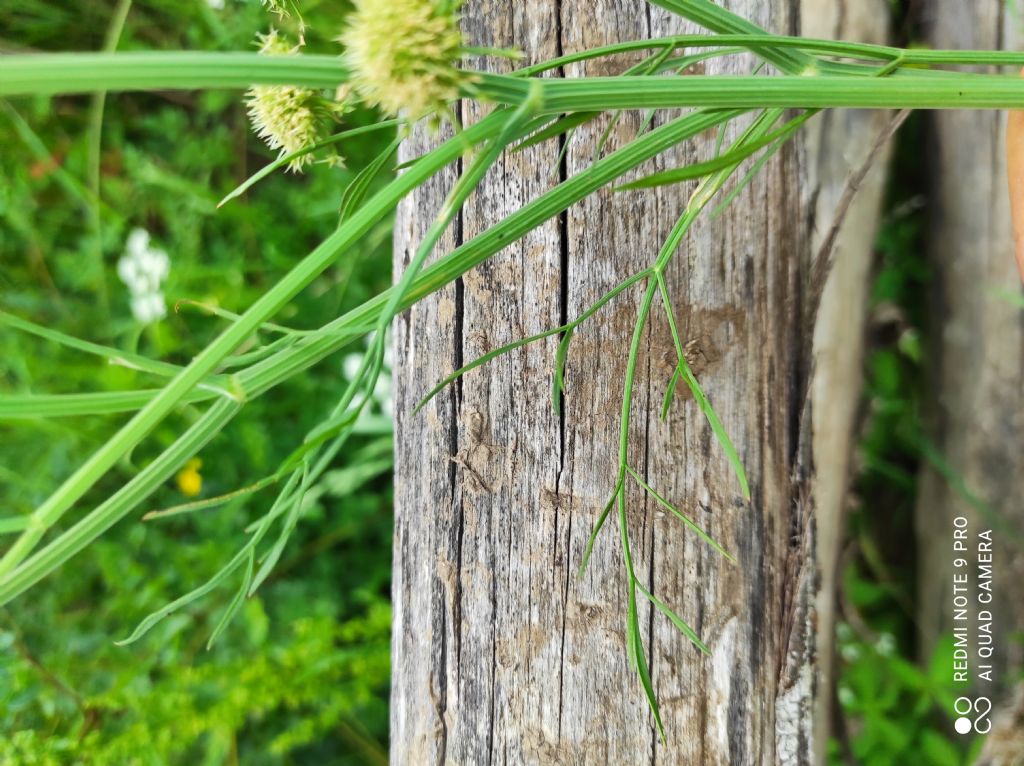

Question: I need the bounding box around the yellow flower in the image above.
[176,458,203,498]
[340,0,469,121]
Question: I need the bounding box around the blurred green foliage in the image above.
[1,1,395,762]
[827,113,980,766]
[833,629,968,765]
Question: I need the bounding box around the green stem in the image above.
[0,110,508,577]
[648,0,811,73]
[475,72,1024,112]
[618,281,659,470]
[516,33,1024,78]
[416,268,652,413]
[613,209,695,486]
[85,0,133,320]
[0,52,349,96]
[6,42,1024,101]
[0,399,242,605]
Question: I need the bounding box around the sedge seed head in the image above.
[245,30,344,172]
[341,0,469,121]
[255,27,294,56]
[261,0,288,19]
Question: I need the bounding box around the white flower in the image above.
[875,633,897,657]
[126,228,150,256]
[343,352,363,382]
[207,0,225,8]
[838,686,856,707]
[131,293,168,324]
[118,228,170,325]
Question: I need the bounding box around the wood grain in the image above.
[389,2,855,762]
[799,0,893,760]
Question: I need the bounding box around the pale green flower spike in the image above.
[261,0,288,18]
[245,30,344,172]
[341,0,469,122]
[254,27,293,56]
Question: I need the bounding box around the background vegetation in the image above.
[0,0,999,764]
[827,109,978,766]
[2,1,395,763]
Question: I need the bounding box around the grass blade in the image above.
[0,518,30,535]
[116,538,250,645]
[206,547,254,650]
[0,310,181,378]
[635,581,709,654]
[626,465,735,562]
[417,327,564,413]
[550,328,573,414]
[143,473,282,521]
[248,465,310,595]
[0,399,242,606]
[0,390,189,419]
[339,135,402,222]
[627,587,666,743]
[617,487,666,742]
[420,269,651,414]
[578,480,622,578]
[513,111,595,152]
[655,276,750,498]
[616,109,815,191]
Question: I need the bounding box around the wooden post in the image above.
[801,0,893,760]
[390,1,879,762]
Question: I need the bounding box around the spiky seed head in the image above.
[340,0,468,121]
[261,0,288,19]
[255,27,294,56]
[245,30,343,172]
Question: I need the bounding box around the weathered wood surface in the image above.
[388,1,871,762]
[919,2,1024,760]
[800,0,893,761]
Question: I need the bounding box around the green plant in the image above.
[828,108,988,765]
[5,0,1024,735]
[830,628,981,766]
[1,3,395,761]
